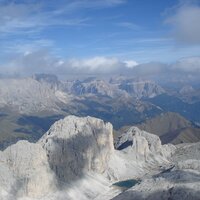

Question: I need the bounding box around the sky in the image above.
[0,0,200,76]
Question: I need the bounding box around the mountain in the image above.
[178,86,200,104]
[0,74,199,150]
[0,115,200,200]
[0,113,64,150]
[136,112,200,144]
[59,76,165,99]
[0,77,67,114]
[32,73,60,90]
[0,75,164,114]
[117,112,200,144]
[116,79,164,99]
[112,141,200,200]
[64,78,126,97]
[0,77,69,149]
[147,93,200,124]
[0,76,164,149]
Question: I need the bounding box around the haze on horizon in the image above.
[0,0,200,77]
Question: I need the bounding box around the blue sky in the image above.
[0,0,200,75]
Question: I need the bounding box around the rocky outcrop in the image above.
[115,127,165,161]
[112,142,200,200]
[0,140,56,198]
[112,169,200,200]
[0,115,199,200]
[0,116,116,199]
[40,116,114,183]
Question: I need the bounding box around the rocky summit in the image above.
[0,115,199,200]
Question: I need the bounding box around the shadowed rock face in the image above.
[40,116,114,184]
[0,116,116,199]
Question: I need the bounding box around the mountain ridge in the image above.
[0,115,175,200]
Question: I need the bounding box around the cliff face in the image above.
[0,115,188,200]
[40,116,114,183]
[0,140,56,198]
[115,127,162,156]
[0,116,116,199]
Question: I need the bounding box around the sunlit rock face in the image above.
[0,78,61,113]
[1,141,56,198]
[112,142,200,200]
[115,127,163,160]
[117,80,165,99]
[112,169,200,200]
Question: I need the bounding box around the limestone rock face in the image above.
[67,79,124,97]
[0,115,198,200]
[0,115,114,199]
[0,78,61,113]
[117,80,165,99]
[112,142,200,200]
[0,141,56,198]
[112,169,200,200]
[115,127,163,160]
[40,116,114,183]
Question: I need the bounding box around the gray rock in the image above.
[40,116,114,183]
[0,115,199,200]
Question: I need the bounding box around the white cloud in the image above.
[172,56,200,72]
[67,57,122,73]
[117,22,140,30]
[165,3,200,44]
[63,57,139,74]
[124,60,138,68]
[0,0,125,35]
[1,48,199,77]
[132,56,200,76]
[1,50,58,75]
[2,39,55,54]
[0,4,89,34]
[0,52,138,75]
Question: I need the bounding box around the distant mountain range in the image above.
[0,74,199,149]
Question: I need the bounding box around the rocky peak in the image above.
[118,80,165,99]
[69,79,121,97]
[179,85,195,94]
[40,116,114,182]
[33,73,60,90]
[0,115,180,200]
[0,77,60,113]
[1,140,56,198]
[115,127,162,161]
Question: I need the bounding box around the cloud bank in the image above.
[172,56,200,73]
[1,50,200,78]
[165,2,200,44]
[0,51,138,76]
